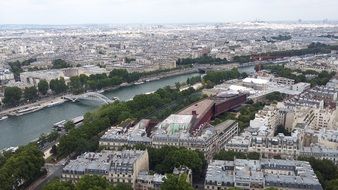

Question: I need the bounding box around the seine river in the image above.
[0,73,201,149]
[0,66,254,149]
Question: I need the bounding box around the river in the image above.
[0,73,202,149]
[0,66,255,149]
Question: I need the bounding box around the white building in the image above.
[205,159,322,190]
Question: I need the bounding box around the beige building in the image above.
[20,65,108,85]
[62,150,149,189]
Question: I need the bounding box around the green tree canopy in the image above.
[43,180,75,190]
[3,86,22,106]
[326,179,338,190]
[203,68,240,85]
[24,86,38,101]
[75,175,113,190]
[0,144,45,189]
[43,176,132,190]
[52,59,71,69]
[161,174,193,190]
[38,79,49,95]
[50,77,68,94]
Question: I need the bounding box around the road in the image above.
[26,158,68,190]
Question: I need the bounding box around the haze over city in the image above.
[1,0,338,24]
[2,1,338,190]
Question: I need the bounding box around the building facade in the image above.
[62,150,149,189]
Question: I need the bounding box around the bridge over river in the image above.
[63,92,118,104]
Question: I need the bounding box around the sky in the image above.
[0,0,337,24]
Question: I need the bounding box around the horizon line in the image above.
[1,20,338,26]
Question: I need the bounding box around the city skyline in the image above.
[1,0,338,25]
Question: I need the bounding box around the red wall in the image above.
[214,94,247,117]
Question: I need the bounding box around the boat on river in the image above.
[0,115,8,121]
[11,106,43,116]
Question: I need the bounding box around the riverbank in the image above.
[0,68,199,118]
[0,97,67,118]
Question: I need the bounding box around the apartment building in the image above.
[100,116,238,160]
[205,159,322,190]
[62,150,149,189]
[135,166,192,190]
[272,77,295,85]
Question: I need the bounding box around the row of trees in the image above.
[2,79,49,106]
[186,76,201,85]
[259,42,338,59]
[177,43,338,66]
[271,35,292,41]
[233,42,338,63]
[51,59,71,69]
[1,69,144,107]
[44,175,132,190]
[0,144,45,189]
[203,68,245,88]
[176,55,229,65]
[68,69,141,94]
[214,150,260,161]
[262,64,336,87]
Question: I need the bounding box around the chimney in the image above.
[192,110,197,116]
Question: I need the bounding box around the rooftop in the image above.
[63,150,147,174]
[205,158,322,189]
[177,99,214,120]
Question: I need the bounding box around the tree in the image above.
[24,86,38,101]
[265,92,285,102]
[147,146,205,182]
[247,152,260,160]
[299,157,338,188]
[50,145,57,155]
[75,175,113,190]
[52,59,71,69]
[176,55,228,65]
[3,86,22,106]
[203,68,240,85]
[69,76,84,94]
[326,179,338,190]
[161,174,193,190]
[64,121,75,131]
[214,150,246,161]
[112,183,132,190]
[43,177,132,190]
[43,179,75,190]
[0,144,45,189]
[38,80,49,95]
[50,77,68,94]
[175,82,181,90]
[274,125,291,136]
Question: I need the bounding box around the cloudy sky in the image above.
[0,0,337,24]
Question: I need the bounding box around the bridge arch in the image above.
[64,92,118,104]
